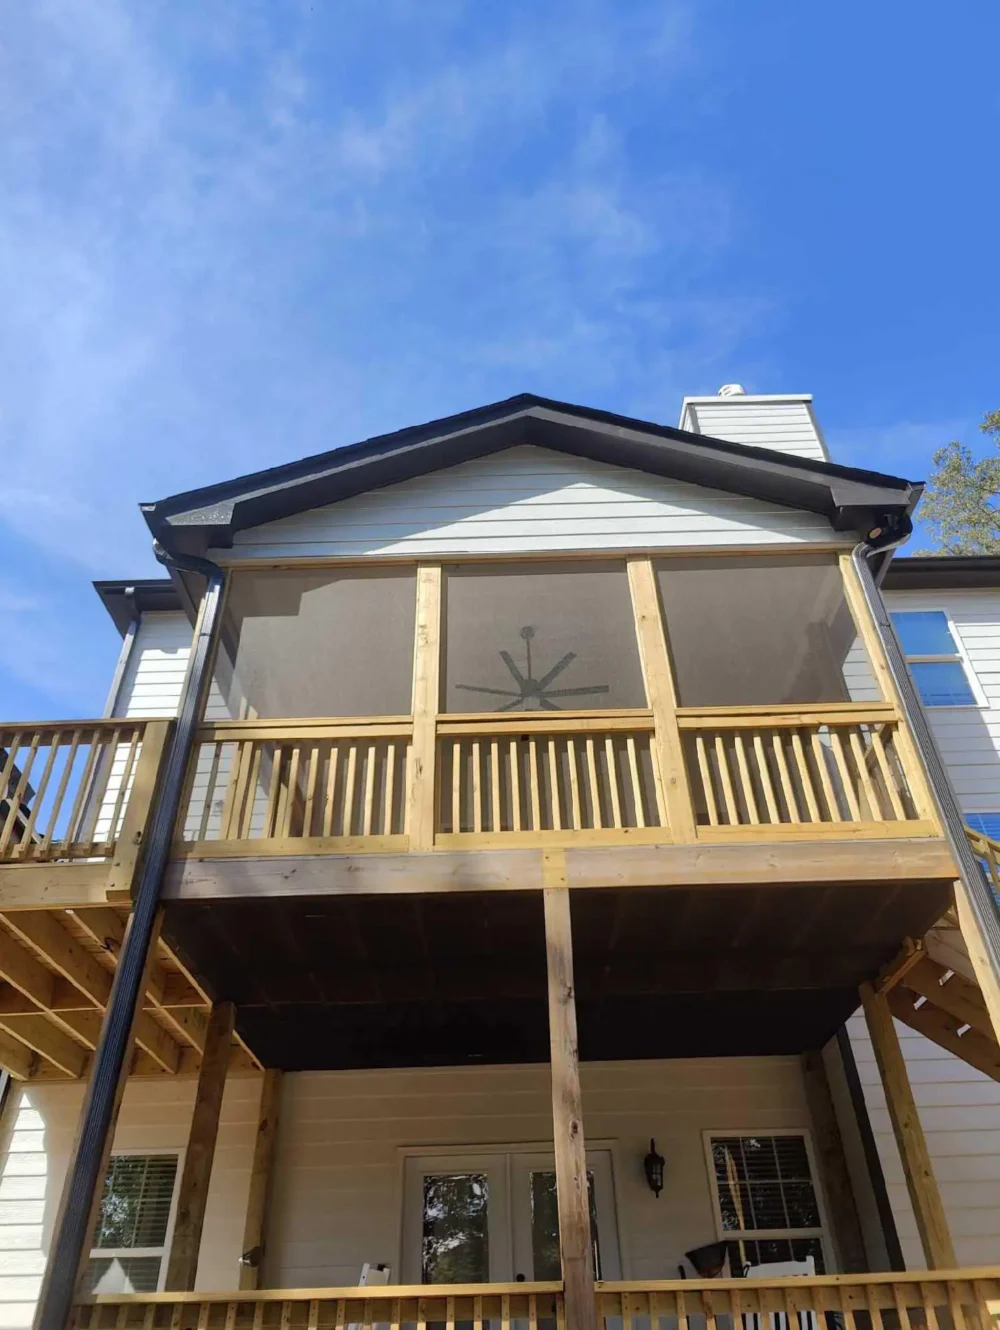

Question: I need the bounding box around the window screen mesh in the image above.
[656,556,881,707]
[91,1155,178,1251]
[216,569,417,718]
[443,562,646,712]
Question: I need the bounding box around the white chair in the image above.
[742,1258,818,1330]
[349,1264,391,1330]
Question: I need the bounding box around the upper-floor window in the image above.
[442,561,646,712]
[80,1153,180,1294]
[655,555,881,707]
[890,610,978,707]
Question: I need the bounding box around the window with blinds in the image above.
[81,1154,180,1295]
[706,1133,827,1273]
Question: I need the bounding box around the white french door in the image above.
[401,1148,621,1284]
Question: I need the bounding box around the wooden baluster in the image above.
[303,744,320,837]
[322,745,340,837]
[810,730,842,822]
[241,745,264,839]
[676,1290,688,1330]
[849,727,883,820]
[14,730,60,858]
[108,727,142,846]
[195,741,222,843]
[771,730,801,823]
[791,729,822,822]
[695,734,718,826]
[281,744,301,837]
[714,734,738,825]
[510,738,522,831]
[389,1298,401,1330]
[732,733,759,824]
[586,736,601,828]
[605,736,623,828]
[528,1294,538,1330]
[892,1284,914,1330]
[264,745,285,838]
[701,1289,717,1330]
[829,728,862,820]
[63,729,103,853]
[626,733,645,827]
[224,1303,239,1330]
[473,1295,483,1330]
[622,1292,634,1330]
[548,738,563,831]
[529,737,542,829]
[871,727,907,819]
[919,1284,941,1330]
[197,1305,211,1330]
[306,1302,319,1330]
[384,742,397,835]
[567,737,582,829]
[490,739,501,832]
[361,742,377,836]
[445,1296,456,1330]
[83,726,125,853]
[170,1304,184,1330]
[451,740,462,834]
[0,734,24,851]
[220,741,249,840]
[143,1304,158,1330]
[41,727,80,857]
[416,1297,427,1330]
[471,739,482,833]
[115,1305,129,1330]
[501,1294,511,1330]
[947,1283,969,1330]
[253,1304,265,1330]
[752,732,780,824]
[343,743,358,837]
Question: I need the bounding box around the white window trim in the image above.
[701,1128,832,1270]
[87,1148,184,1293]
[893,608,989,709]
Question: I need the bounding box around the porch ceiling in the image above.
[162,879,950,1071]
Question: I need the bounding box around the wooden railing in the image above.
[968,827,1000,897]
[74,1282,564,1330]
[0,720,156,863]
[435,711,666,846]
[596,1270,1000,1330]
[177,719,411,856]
[677,704,934,839]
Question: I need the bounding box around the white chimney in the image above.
[678,388,830,462]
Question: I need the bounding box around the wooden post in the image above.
[165,1000,236,1290]
[409,564,442,851]
[239,1069,282,1290]
[543,883,597,1330]
[952,877,1000,1046]
[801,1051,867,1272]
[860,981,956,1268]
[105,720,172,897]
[626,557,697,841]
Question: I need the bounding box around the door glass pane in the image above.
[443,562,646,712]
[422,1174,489,1283]
[529,1171,601,1280]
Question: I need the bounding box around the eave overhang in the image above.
[140,393,923,554]
[93,578,183,637]
[882,555,1000,591]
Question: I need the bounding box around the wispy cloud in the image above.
[0,0,752,586]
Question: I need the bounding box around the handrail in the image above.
[968,826,1000,896]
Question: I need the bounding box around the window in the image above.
[80,1153,180,1294]
[705,1133,827,1273]
[967,813,1000,842]
[891,611,978,707]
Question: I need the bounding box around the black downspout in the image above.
[852,527,1000,977]
[35,547,225,1330]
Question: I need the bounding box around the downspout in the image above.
[852,521,1000,976]
[35,547,225,1330]
[101,587,139,718]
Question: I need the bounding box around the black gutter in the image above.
[34,547,225,1330]
[853,529,1000,976]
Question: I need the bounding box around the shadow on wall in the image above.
[0,1088,53,1330]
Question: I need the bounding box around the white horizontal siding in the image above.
[883,588,1000,815]
[220,446,840,560]
[680,399,829,462]
[267,1056,815,1288]
[846,1011,1000,1269]
[113,614,192,719]
[0,1077,261,1325]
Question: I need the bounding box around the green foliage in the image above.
[920,410,1000,554]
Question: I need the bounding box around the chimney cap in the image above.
[717,383,746,397]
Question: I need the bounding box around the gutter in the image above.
[853,522,1000,978]
[35,547,226,1330]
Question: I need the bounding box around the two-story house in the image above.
[1,389,999,1330]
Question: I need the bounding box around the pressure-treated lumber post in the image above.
[105,720,172,897]
[626,557,697,841]
[239,1069,282,1289]
[953,876,1000,1046]
[860,981,956,1268]
[543,873,597,1330]
[801,1051,867,1272]
[409,564,442,850]
[165,1000,236,1290]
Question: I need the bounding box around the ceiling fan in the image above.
[455,626,610,711]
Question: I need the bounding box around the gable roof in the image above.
[141,393,922,555]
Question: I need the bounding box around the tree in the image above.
[920,410,1000,554]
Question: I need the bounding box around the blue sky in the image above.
[1,0,998,720]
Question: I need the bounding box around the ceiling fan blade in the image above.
[538,697,561,711]
[454,684,523,697]
[542,684,611,697]
[499,650,527,686]
[498,696,528,712]
[536,652,576,690]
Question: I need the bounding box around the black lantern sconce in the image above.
[644,1138,665,1198]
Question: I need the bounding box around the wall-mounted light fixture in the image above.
[644,1139,665,1197]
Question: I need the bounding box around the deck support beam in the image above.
[952,876,1000,1047]
[166,1000,235,1290]
[543,877,596,1330]
[860,981,956,1268]
[239,1069,283,1289]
